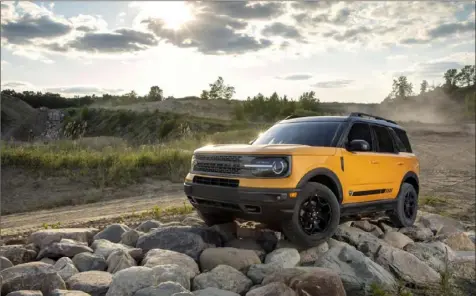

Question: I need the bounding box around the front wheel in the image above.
[282,182,340,248]
[388,182,418,228]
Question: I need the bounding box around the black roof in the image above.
[279,113,403,129]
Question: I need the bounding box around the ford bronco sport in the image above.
[184,112,420,247]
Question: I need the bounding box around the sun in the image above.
[154,2,194,30]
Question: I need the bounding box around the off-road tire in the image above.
[388,182,418,228]
[196,209,234,226]
[282,182,340,248]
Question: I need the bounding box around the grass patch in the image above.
[420,195,448,207]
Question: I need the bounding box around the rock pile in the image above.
[0,211,474,296]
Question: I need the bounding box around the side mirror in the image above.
[347,139,370,152]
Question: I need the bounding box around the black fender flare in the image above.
[398,171,420,196]
[296,168,344,203]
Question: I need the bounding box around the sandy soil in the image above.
[1,123,474,238]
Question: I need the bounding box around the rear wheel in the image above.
[388,182,418,228]
[282,182,340,248]
[196,209,234,226]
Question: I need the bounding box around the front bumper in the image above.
[184,181,300,224]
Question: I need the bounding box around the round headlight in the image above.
[272,160,287,175]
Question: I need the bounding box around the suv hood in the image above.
[194,144,337,156]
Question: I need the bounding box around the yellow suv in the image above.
[184,113,420,247]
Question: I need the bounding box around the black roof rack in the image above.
[283,114,305,120]
[349,112,397,125]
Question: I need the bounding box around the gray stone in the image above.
[105,266,156,296]
[315,244,396,296]
[419,212,465,237]
[0,262,66,296]
[119,230,142,247]
[193,265,253,295]
[1,255,14,271]
[94,224,131,244]
[264,248,300,268]
[199,247,261,273]
[225,239,266,261]
[91,240,142,262]
[66,271,112,296]
[152,264,191,290]
[182,216,206,227]
[288,270,347,296]
[443,232,475,251]
[210,223,237,243]
[135,220,162,233]
[6,291,43,296]
[38,239,93,260]
[40,258,56,265]
[51,290,92,296]
[383,232,414,249]
[399,226,434,242]
[134,282,187,296]
[141,249,199,278]
[260,267,327,286]
[245,282,296,296]
[137,227,209,261]
[106,250,136,274]
[403,241,456,273]
[29,229,98,249]
[54,257,79,281]
[192,288,240,296]
[72,253,107,272]
[375,245,440,287]
[333,225,389,259]
[0,245,37,265]
[352,220,375,232]
[247,263,283,284]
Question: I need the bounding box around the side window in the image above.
[394,128,412,153]
[373,125,395,153]
[347,123,373,150]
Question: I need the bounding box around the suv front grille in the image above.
[193,176,239,188]
[193,154,244,176]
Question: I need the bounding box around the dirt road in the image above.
[1,123,474,237]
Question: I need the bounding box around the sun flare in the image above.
[153,2,194,30]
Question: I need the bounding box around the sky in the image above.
[1,1,475,103]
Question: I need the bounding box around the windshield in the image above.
[252,121,342,147]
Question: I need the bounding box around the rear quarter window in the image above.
[393,128,412,153]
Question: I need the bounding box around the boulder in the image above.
[375,245,440,287]
[0,245,37,265]
[106,250,136,274]
[91,240,142,262]
[66,271,112,296]
[135,220,162,233]
[236,222,280,252]
[199,247,261,273]
[141,249,199,278]
[352,220,376,232]
[0,262,66,296]
[334,225,389,258]
[40,258,57,265]
[225,239,266,261]
[1,255,14,271]
[193,265,253,295]
[119,230,142,247]
[134,282,188,296]
[152,264,191,290]
[94,224,131,244]
[382,232,414,249]
[399,226,434,242]
[443,232,475,251]
[6,291,43,296]
[136,228,209,260]
[182,216,207,227]
[210,223,238,243]
[192,288,240,296]
[260,267,330,286]
[105,266,156,296]
[315,244,396,296]
[264,248,300,268]
[72,253,107,272]
[403,241,455,273]
[38,239,93,260]
[51,290,92,296]
[247,263,283,284]
[419,213,465,237]
[29,229,98,249]
[245,282,295,296]
[289,270,346,296]
[54,257,79,281]
[274,241,329,266]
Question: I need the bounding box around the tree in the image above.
[392,76,413,100]
[456,65,475,87]
[205,77,235,100]
[148,86,163,101]
[420,80,428,94]
[126,90,138,100]
[443,69,458,88]
[298,91,320,111]
[200,90,209,100]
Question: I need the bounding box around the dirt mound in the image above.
[1,94,44,141]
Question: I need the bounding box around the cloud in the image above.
[44,86,125,96]
[312,79,354,88]
[145,13,272,55]
[428,21,475,38]
[12,48,54,64]
[276,74,313,80]
[67,28,158,53]
[1,14,73,44]
[1,80,35,90]
[196,1,285,20]
[70,14,108,33]
[262,22,302,40]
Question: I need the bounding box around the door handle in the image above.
[370,160,379,164]
[397,162,404,166]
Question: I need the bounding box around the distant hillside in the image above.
[1,94,44,141]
